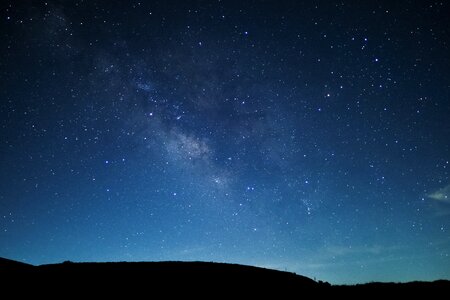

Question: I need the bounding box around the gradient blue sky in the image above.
[0,0,449,284]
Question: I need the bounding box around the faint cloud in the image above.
[326,245,398,257]
[178,246,207,257]
[428,184,450,203]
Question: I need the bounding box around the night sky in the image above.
[1,1,449,284]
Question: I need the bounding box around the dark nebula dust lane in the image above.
[0,1,449,284]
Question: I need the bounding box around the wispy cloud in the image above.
[325,245,401,257]
[428,184,450,203]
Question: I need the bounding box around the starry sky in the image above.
[1,0,449,284]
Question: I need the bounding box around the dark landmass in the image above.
[0,257,35,271]
[1,257,448,295]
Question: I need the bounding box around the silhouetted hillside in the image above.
[0,257,34,271]
[1,257,449,295]
[2,257,320,294]
[40,260,319,288]
[38,260,317,287]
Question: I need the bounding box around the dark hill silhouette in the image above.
[37,260,319,288]
[1,257,449,295]
[2,257,321,294]
[0,257,34,271]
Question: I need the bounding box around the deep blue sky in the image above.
[1,0,449,284]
